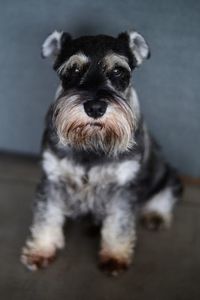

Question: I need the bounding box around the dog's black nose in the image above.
[84,100,107,119]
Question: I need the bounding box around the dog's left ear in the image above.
[41,30,71,58]
[118,30,150,66]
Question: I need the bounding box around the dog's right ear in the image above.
[41,30,71,59]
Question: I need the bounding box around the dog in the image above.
[21,29,182,276]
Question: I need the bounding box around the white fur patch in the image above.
[29,220,65,252]
[116,160,139,185]
[129,31,149,66]
[104,53,131,72]
[101,203,136,260]
[22,199,66,270]
[42,150,85,186]
[31,187,66,248]
[127,86,140,123]
[142,187,176,216]
[57,53,89,75]
[42,30,63,58]
[43,151,139,187]
[42,150,140,215]
[85,160,139,187]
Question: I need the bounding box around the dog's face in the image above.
[42,31,150,155]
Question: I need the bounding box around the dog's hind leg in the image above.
[141,187,176,230]
[140,175,182,231]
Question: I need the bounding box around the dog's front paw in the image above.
[21,241,57,271]
[99,253,130,276]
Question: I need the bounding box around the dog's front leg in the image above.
[99,194,136,276]
[21,177,66,271]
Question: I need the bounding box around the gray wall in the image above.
[0,0,199,176]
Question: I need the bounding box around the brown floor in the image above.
[0,153,200,300]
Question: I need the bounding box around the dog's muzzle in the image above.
[84,100,108,119]
[53,89,136,155]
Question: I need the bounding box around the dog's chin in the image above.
[58,122,134,156]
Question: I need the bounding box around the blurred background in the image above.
[0,0,199,177]
[0,2,200,299]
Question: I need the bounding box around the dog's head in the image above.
[42,30,150,155]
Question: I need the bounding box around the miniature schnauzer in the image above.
[21,29,182,275]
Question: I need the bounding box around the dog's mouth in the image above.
[71,122,104,133]
[82,122,103,129]
[89,122,102,128]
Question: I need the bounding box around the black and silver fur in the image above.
[21,30,182,275]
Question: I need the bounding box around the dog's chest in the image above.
[43,151,139,213]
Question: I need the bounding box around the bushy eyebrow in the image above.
[103,53,131,72]
[57,53,89,75]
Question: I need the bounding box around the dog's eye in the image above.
[112,67,124,77]
[72,65,81,74]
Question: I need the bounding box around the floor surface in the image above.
[0,154,200,300]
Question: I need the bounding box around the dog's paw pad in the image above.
[21,246,56,271]
[141,212,170,231]
[99,255,130,276]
